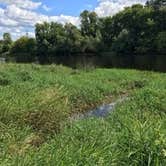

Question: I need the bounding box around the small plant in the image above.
[132,80,147,88]
[18,71,32,82]
[0,73,11,86]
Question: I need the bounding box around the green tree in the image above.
[64,23,83,53]
[48,22,66,56]
[2,33,12,53]
[80,10,101,53]
[35,22,66,63]
[80,10,100,38]
[10,36,36,62]
[100,4,158,54]
[100,17,114,48]
[35,22,50,63]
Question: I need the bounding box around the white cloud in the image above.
[0,0,42,10]
[0,3,79,40]
[50,15,80,26]
[95,0,147,17]
[0,8,18,27]
[4,5,80,27]
[42,4,51,12]
[5,5,48,27]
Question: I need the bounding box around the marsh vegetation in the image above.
[0,64,165,165]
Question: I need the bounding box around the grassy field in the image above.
[0,63,166,165]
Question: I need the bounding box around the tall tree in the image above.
[80,10,100,38]
[35,22,50,63]
[100,17,114,48]
[64,23,83,53]
[2,33,12,53]
[35,22,66,63]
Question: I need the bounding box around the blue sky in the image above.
[38,0,98,16]
[0,0,146,39]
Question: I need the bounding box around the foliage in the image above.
[111,29,133,54]
[80,10,100,38]
[146,0,166,9]
[10,36,36,62]
[64,23,83,53]
[155,31,166,54]
[0,33,12,56]
[35,22,66,63]
[2,33,12,53]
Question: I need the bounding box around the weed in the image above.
[0,73,11,86]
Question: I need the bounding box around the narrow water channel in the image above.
[71,97,127,120]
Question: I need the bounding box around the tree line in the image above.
[0,0,166,71]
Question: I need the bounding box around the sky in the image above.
[0,0,147,40]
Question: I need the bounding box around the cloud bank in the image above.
[0,0,147,39]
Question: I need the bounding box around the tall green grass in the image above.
[0,63,165,165]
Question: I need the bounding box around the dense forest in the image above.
[0,0,166,71]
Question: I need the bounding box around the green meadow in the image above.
[0,64,166,165]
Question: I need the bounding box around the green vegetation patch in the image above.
[0,72,11,86]
[0,64,165,165]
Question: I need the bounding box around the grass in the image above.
[0,63,166,165]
